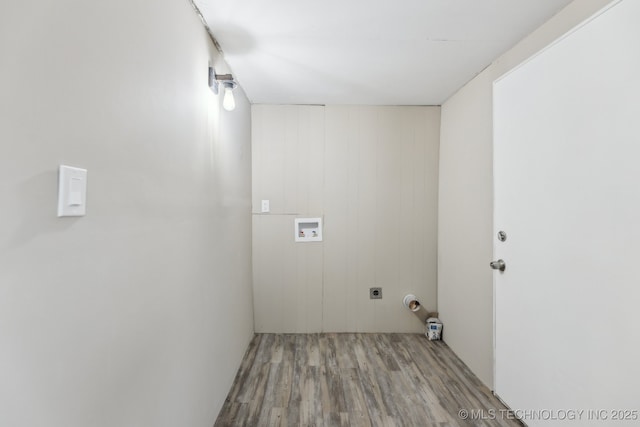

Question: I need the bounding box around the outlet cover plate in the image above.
[370,287,382,299]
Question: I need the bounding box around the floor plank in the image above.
[215,334,522,427]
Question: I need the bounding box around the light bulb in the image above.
[223,86,236,111]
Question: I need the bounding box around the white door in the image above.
[493,1,640,425]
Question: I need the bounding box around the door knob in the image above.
[490,259,506,271]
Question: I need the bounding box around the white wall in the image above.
[252,105,440,333]
[438,0,614,389]
[0,1,253,426]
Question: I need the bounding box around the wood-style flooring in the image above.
[215,334,521,427]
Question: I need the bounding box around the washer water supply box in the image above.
[426,317,443,341]
[294,217,322,242]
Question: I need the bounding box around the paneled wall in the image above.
[252,105,440,333]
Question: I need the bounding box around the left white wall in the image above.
[0,1,253,426]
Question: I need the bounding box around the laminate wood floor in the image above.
[215,334,521,427]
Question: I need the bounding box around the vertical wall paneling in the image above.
[373,108,402,332]
[253,105,439,333]
[251,106,325,333]
[354,107,379,332]
[283,107,299,214]
[323,106,352,331]
[344,108,362,332]
[252,215,284,332]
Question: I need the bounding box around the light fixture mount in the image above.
[208,67,237,95]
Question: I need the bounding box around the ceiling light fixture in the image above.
[209,67,238,111]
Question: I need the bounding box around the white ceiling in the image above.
[194,0,573,105]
